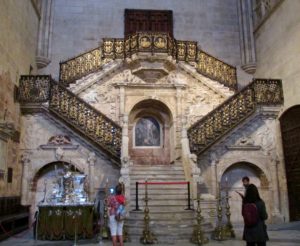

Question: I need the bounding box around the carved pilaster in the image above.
[210,153,219,198]
[120,156,130,205]
[87,152,96,199]
[36,0,53,69]
[237,0,256,74]
[21,153,31,205]
[121,114,129,158]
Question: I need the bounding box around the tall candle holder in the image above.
[191,192,209,245]
[140,180,157,244]
[101,180,109,239]
[224,182,235,238]
[211,182,226,241]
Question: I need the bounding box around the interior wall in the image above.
[0,0,39,196]
[254,0,300,112]
[39,0,243,81]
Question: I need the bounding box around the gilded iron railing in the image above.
[59,32,237,90]
[19,76,122,160]
[197,51,237,90]
[59,47,103,86]
[188,79,283,155]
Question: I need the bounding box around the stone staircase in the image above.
[126,163,212,244]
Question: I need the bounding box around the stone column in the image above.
[36,0,53,69]
[175,85,185,159]
[121,114,129,158]
[87,152,96,199]
[237,0,256,74]
[270,154,284,222]
[21,153,31,205]
[210,156,218,198]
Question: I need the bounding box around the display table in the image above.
[37,204,94,240]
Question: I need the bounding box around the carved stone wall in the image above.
[20,114,120,218]
[197,114,288,223]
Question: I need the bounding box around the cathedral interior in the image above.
[0,0,300,244]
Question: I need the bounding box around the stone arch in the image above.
[29,161,82,221]
[126,96,175,119]
[279,105,300,221]
[217,157,271,184]
[128,99,174,165]
[218,161,270,223]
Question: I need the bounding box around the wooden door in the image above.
[280,106,300,221]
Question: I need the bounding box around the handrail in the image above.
[133,181,192,211]
[188,79,283,155]
[18,75,122,162]
[59,32,237,90]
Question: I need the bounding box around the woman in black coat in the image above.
[243,184,269,246]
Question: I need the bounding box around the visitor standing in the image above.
[107,183,126,246]
[242,184,269,246]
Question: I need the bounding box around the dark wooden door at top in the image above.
[124,9,173,37]
[280,106,300,221]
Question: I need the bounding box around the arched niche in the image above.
[128,99,174,165]
[30,161,82,219]
[219,162,269,223]
[280,105,300,221]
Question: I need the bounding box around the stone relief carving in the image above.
[254,120,276,155]
[48,135,72,145]
[55,147,64,161]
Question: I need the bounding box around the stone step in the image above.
[129,198,189,206]
[130,188,187,195]
[130,169,184,175]
[130,194,188,201]
[130,174,185,179]
[130,165,184,171]
[125,222,213,243]
[130,183,188,189]
[128,210,195,220]
[129,204,192,212]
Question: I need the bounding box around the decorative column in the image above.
[175,84,185,159]
[87,152,96,199]
[270,154,283,222]
[237,0,256,74]
[210,153,218,197]
[21,153,31,205]
[121,114,129,158]
[36,0,53,69]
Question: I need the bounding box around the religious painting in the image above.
[135,117,160,147]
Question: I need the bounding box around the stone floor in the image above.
[1,222,300,246]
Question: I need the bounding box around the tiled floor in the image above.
[1,222,300,246]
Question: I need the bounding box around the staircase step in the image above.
[130,165,184,171]
[128,210,195,220]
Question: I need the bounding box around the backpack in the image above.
[115,204,126,222]
[242,203,259,227]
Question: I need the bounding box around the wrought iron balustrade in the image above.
[196,51,237,90]
[19,76,122,160]
[58,32,237,90]
[59,47,104,86]
[188,79,283,155]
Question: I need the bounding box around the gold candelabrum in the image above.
[121,182,130,242]
[191,192,209,245]
[140,180,157,244]
[211,182,226,241]
[224,186,235,239]
[101,181,109,239]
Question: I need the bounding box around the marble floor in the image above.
[1,222,300,246]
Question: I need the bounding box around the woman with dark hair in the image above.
[108,183,126,246]
[243,184,269,246]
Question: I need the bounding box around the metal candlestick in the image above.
[224,187,235,238]
[191,193,209,245]
[140,180,157,244]
[121,182,130,242]
[101,181,109,239]
[211,182,226,241]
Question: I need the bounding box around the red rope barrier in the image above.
[137,181,188,185]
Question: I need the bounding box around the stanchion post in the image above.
[185,181,193,210]
[133,182,141,211]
